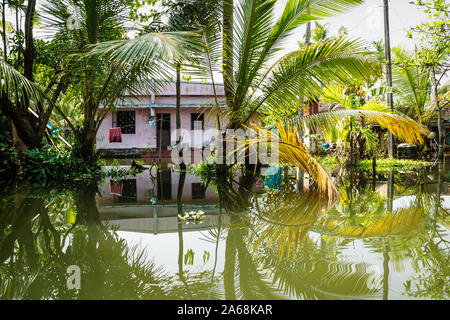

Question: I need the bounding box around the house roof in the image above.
[101,103,226,109]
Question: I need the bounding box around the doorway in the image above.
[157,170,172,201]
[156,113,171,150]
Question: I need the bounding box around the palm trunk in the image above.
[24,0,36,81]
[387,169,394,212]
[223,0,234,110]
[176,63,182,142]
[305,21,311,46]
[220,1,233,172]
[177,168,186,280]
[76,118,97,164]
[176,62,184,166]
[2,0,7,62]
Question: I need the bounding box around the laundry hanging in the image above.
[109,127,122,143]
[109,181,123,196]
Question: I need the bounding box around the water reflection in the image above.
[0,163,448,300]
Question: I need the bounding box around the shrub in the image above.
[23,148,104,184]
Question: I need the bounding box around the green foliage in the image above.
[311,22,329,42]
[308,83,429,165]
[189,157,223,187]
[0,110,17,178]
[407,0,449,66]
[357,158,432,172]
[392,47,431,121]
[22,147,104,185]
[178,210,205,224]
[106,159,142,182]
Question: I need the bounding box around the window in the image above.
[191,113,204,130]
[192,183,206,200]
[116,111,136,134]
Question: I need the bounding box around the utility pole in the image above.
[296,22,311,193]
[305,21,311,46]
[383,0,395,158]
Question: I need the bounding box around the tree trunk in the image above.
[24,0,36,81]
[176,63,182,143]
[387,169,394,213]
[220,0,233,174]
[76,124,97,164]
[296,21,311,191]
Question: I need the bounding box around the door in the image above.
[156,113,171,150]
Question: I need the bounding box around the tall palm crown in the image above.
[203,0,381,129]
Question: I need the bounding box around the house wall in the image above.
[96,82,226,150]
[96,107,222,149]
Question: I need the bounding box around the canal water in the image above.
[0,163,448,299]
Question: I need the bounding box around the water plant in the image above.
[178,210,206,224]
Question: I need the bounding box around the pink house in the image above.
[96,82,226,155]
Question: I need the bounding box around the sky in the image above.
[4,0,429,49]
[5,0,429,46]
[273,0,429,51]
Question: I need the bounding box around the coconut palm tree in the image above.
[208,0,381,130]
[392,48,431,122]
[144,0,220,163]
[93,0,381,128]
[40,0,199,162]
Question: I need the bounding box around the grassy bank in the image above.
[316,155,432,171]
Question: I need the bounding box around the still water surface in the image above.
[0,163,448,299]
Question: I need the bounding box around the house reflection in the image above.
[98,166,223,234]
[99,167,218,206]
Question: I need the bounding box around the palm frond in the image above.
[0,61,46,105]
[249,190,331,260]
[241,123,338,200]
[84,31,201,70]
[254,0,364,73]
[314,206,425,238]
[291,101,430,145]
[257,37,381,122]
